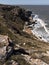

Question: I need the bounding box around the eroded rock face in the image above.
[0,35,9,61]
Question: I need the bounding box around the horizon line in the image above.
[0,3,49,6]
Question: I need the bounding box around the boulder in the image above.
[0,35,13,61]
[0,35,11,61]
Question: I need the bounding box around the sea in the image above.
[20,5,49,42]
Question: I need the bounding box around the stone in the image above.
[0,35,9,61]
[23,43,26,45]
[0,35,9,47]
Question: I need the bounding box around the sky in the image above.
[0,0,49,5]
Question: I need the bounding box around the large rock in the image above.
[0,35,9,61]
[0,35,9,46]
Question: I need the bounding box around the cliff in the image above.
[0,4,49,65]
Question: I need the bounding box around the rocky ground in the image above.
[0,4,49,65]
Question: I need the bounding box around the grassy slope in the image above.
[0,5,49,64]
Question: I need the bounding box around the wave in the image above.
[37,18,49,34]
[31,14,49,42]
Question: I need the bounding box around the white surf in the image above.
[31,14,49,42]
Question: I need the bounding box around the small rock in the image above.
[46,51,49,54]
[23,43,26,45]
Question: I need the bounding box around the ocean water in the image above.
[20,5,49,42]
[20,5,49,27]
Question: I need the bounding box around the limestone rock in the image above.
[0,35,11,61]
[0,35,9,47]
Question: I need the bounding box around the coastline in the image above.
[23,13,49,43]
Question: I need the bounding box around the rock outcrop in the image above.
[0,35,15,62]
[0,35,9,61]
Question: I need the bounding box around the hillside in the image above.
[0,4,49,65]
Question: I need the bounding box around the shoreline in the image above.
[23,13,49,43]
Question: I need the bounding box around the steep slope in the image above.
[0,4,49,65]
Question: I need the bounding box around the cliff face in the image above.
[0,4,49,65]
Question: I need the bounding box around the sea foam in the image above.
[31,14,49,42]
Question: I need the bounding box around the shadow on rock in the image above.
[5,38,29,61]
[5,48,29,61]
[13,48,29,55]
